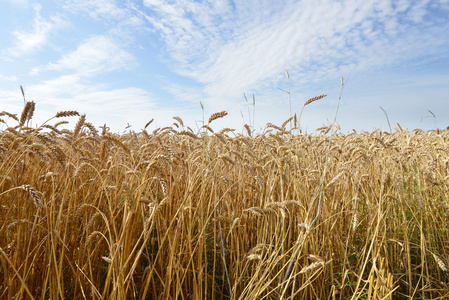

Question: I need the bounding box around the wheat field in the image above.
[1,102,449,299]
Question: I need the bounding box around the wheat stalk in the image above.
[297,94,327,131]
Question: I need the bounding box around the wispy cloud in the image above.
[1,74,160,129]
[141,0,234,64]
[1,4,66,60]
[4,0,28,7]
[0,73,19,82]
[1,1,155,131]
[27,75,125,110]
[140,0,449,103]
[2,0,448,132]
[63,0,127,20]
[43,35,136,76]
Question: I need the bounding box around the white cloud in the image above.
[63,0,127,20]
[140,0,449,106]
[2,4,66,59]
[3,0,448,133]
[141,0,234,64]
[27,75,154,115]
[5,0,28,6]
[45,35,135,76]
[2,74,164,131]
[0,73,19,82]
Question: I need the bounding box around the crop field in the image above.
[1,101,449,299]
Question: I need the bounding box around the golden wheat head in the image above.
[304,94,327,107]
[208,111,228,124]
[55,111,80,118]
[19,101,35,126]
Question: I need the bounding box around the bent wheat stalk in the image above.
[280,79,345,298]
[297,94,327,132]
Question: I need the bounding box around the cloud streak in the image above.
[0,74,160,130]
[45,35,135,76]
[141,0,234,64]
[141,0,449,100]
[1,4,66,59]
[63,0,127,20]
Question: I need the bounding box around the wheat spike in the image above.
[20,184,43,208]
[104,134,130,154]
[208,111,228,124]
[432,253,448,272]
[303,94,327,107]
[178,131,198,139]
[54,121,69,128]
[326,171,344,188]
[214,133,227,144]
[229,218,240,235]
[19,101,35,126]
[158,178,168,196]
[73,114,86,138]
[144,119,154,129]
[281,117,293,130]
[351,212,359,232]
[83,122,98,136]
[85,231,101,246]
[0,111,19,121]
[244,207,264,217]
[55,111,79,118]
[42,124,61,134]
[173,116,184,127]
[246,254,262,261]
[218,128,235,135]
[244,124,251,136]
[49,145,67,165]
[266,123,283,131]
[219,154,235,165]
[201,125,214,133]
[299,261,324,274]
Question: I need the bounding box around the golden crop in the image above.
[1,104,448,299]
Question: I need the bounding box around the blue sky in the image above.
[1,0,448,133]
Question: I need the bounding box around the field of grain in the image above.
[1,102,449,299]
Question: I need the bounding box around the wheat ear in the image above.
[19,101,35,126]
[55,111,79,118]
[208,111,228,124]
[297,94,327,131]
[144,119,154,129]
[20,184,43,208]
